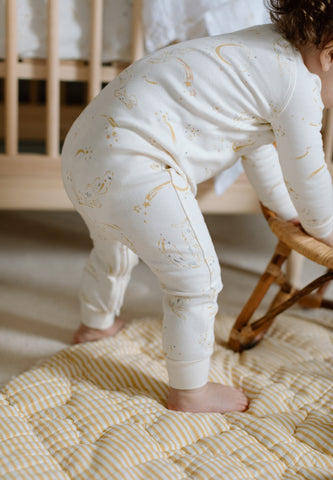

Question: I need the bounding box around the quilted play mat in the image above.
[1,311,333,479]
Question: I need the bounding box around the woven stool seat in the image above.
[228,205,333,352]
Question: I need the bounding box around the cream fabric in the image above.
[63,24,332,238]
[1,312,333,478]
[62,141,222,389]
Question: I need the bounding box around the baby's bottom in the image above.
[64,153,223,390]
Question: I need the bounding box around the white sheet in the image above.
[1,0,270,61]
[143,0,270,51]
[0,0,133,62]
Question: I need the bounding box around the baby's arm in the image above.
[241,143,298,221]
[243,71,333,245]
[271,76,333,242]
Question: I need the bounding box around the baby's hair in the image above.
[265,0,333,48]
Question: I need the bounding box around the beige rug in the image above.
[2,310,333,479]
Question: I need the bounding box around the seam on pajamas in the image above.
[167,168,213,289]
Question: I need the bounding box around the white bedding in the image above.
[0,0,269,61]
[143,0,270,52]
[0,0,133,62]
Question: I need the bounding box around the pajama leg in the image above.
[62,137,222,389]
[105,166,223,390]
[79,234,139,329]
[155,170,223,390]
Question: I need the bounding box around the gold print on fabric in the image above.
[232,112,263,130]
[168,297,191,320]
[148,46,192,64]
[273,38,293,76]
[311,84,323,107]
[101,115,119,147]
[114,87,138,110]
[268,181,284,196]
[142,75,158,85]
[75,170,114,208]
[97,223,137,253]
[295,147,311,160]
[133,178,191,221]
[133,180,172,220]
[198,330,214,349]
[149,49,175,64]
[285,181,300,200]
[215,43,252,72]
[158,220,204,269]
[185,123,200,141]
[155,111,177,144]
[113,65,138,109]
[150,161,161,171]
[148,50,196,96]
[308,164,325,179]
[75,146,93,160]
[268,101,282,116]
[273,122,287,137]
[232,139,255,152]
[215,43,242,65]
[175,57,196,96]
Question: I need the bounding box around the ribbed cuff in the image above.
[166,357,210,389]
[80,302,115,330]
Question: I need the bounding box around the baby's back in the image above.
[65,24,298,186]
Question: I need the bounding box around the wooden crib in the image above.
[0,0,332,212]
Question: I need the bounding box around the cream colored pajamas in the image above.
[62,24,333,389]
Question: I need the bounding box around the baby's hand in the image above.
[288,216,301,226]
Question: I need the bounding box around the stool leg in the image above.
[248,270,333,335]
[286,251,304,289]
[298,273,333,308]
[228,240,290,352]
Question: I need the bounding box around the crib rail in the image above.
[0,0,144,208]
[47,0,60,158]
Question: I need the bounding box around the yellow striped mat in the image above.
[1,311,333,479]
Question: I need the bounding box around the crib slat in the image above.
[47,0,60,157]
[131,0,145,62]
[88,0,103,102]
[5,0,18,155]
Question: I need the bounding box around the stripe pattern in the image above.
[1,312,333,479]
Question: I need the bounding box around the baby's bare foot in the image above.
[72,317,126,344]
[167,382,249,414]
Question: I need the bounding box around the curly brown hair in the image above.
[265,0,333,48]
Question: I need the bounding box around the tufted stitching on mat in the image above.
[1,313,333,479]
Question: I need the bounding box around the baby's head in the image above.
[266,0,333,48]
[266,0,333,107]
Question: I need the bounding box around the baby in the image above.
[61,0,333,414]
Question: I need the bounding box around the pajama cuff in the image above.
[80,302,115,330]
[166,357,210,390]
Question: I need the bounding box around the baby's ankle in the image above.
[167,384,208,410]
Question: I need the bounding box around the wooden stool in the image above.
[228,205,333,352]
